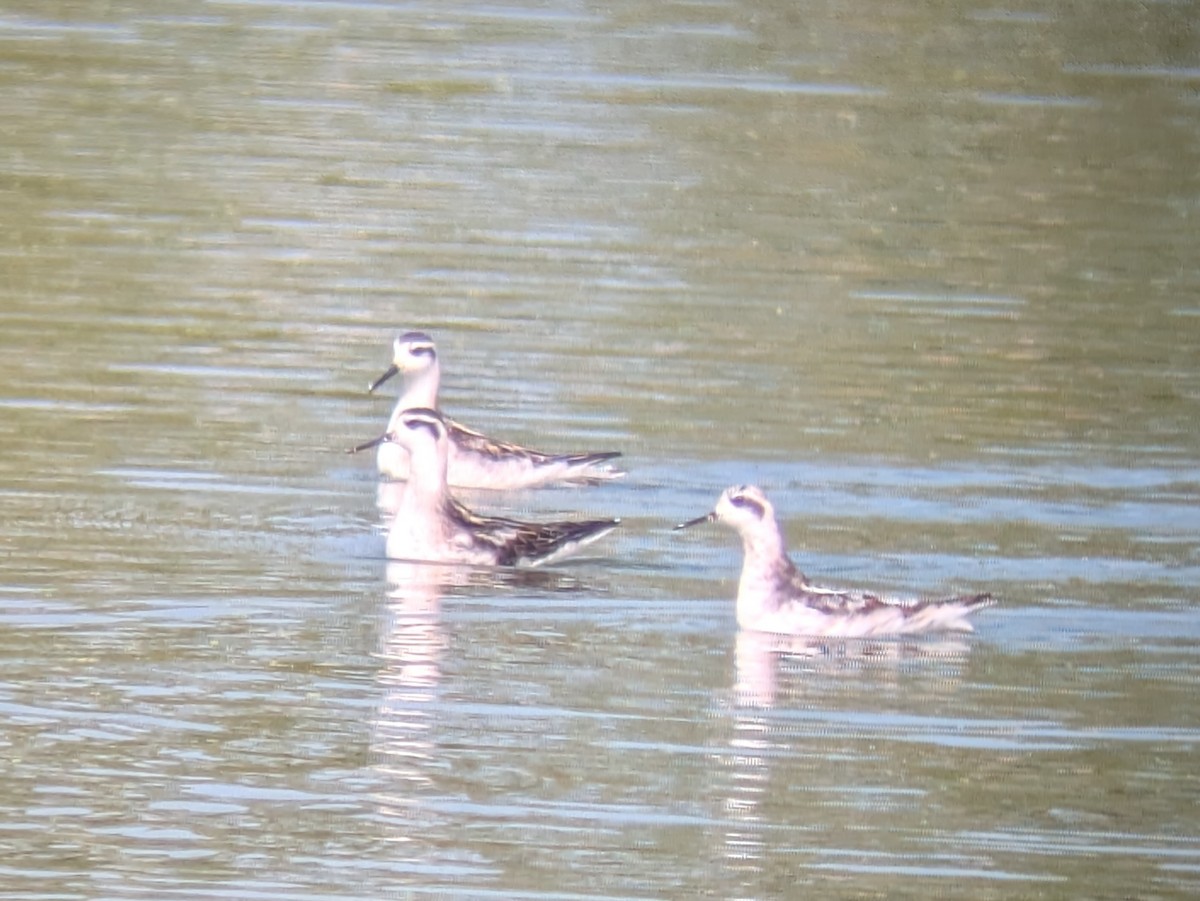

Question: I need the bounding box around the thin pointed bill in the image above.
[347,432,390,454]
[674,512,715,530]
[368,364,399,394]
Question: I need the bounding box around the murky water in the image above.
[2,1,1198,898]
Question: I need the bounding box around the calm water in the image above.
[2,0,1199,898]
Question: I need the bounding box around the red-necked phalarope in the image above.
[356,408,620,567]
[676,485,994,637]
[361,332,624,489]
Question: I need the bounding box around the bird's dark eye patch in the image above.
[404,418,441,439]
[729,494,764,517]
[409,344,436,358]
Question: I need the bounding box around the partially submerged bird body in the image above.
[417,416,621,491]
[368,332,623,489]
[396,495,620,568]
[735,540,992,637]
[368,408,619,568]
[678,486,993,637]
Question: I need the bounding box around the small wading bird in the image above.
[676,485,994,637]
[353,408,620,567]
[361,331,624,489]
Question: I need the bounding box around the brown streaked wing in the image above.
[445,419,556,463]
[495,519,619,567]
[789,574,993,619]
[445,499,615,566]
[788,576,911,617]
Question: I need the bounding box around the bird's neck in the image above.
[740,520,790,569]
[402,442,450,506]
[397,364,440,410]
[393,459,456,553]
[737,522,801,617]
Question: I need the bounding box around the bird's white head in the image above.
[713,485,775,534]
[368,331,439,394]
[676,484,776,535]
[387,406,448,452]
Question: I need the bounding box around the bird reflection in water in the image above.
[719,630,979,891]
[371,561,455,801]
[369,561,601,818]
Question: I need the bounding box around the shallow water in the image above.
[2,0,1199,898]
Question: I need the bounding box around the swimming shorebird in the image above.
[361,332,624,489]
[355,408,620,567]
[676,485,994,637]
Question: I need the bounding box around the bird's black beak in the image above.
[346,431,391,454]
[674,512,715,530]
[368,364,399,394]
